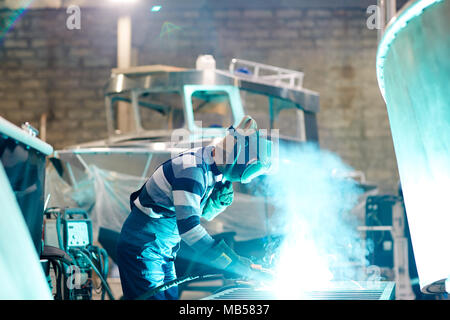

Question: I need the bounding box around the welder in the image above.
[116,116,273,300]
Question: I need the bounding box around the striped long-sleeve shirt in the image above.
[131,145,222,252]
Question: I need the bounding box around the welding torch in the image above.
[248,263,275,283]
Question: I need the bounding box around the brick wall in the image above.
[0,3,399,192]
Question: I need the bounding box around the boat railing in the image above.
[228,58,304,90]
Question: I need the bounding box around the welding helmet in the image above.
[214,116,273,184]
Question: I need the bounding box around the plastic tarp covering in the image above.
[46,164,147,239]
[46,162,373,243]
[0,163,52,300]
[45,162,271,240]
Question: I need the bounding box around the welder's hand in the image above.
[226,255,255,280]
[202,181,234,221]
[206,239,255,280]
[226,261,273,283]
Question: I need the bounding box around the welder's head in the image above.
[214,116,273,184]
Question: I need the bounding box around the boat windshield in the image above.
[110,91,185,135]
[192,90,233,129]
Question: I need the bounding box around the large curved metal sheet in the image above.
[376,0,450,293]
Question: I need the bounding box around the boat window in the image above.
[192,90,233,128]
[239,90,271,130]
[271,97,306,140]
[139,92,185,131]
[110,95,137,135]
[275,107,306,140]
[239,90,306,140]
[110,91,184,135]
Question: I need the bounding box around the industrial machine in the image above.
[43,207,114,300]
[365,195,396,269]
[358,194,415,299]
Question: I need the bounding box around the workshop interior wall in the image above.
[0,3,399,193]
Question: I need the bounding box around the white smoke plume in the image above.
[262,142,371,298]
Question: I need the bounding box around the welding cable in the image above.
[101,248,109,277]
[76,249,114,300]
[135,274,222,300]
[49,259,63,300]
[76,250,115,300]
[83,247,110,300]
[80,248,103,295]
[84,247,103,278]
[89,247,105,296]
[79,248,110,300]
[65,249,86,300]
[96,247,109,300]
[58,239,81,300]
[91,246,109,281]
[97,247,109,300]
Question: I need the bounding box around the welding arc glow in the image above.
[261,143,369,298]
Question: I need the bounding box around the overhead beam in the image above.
[0,0,398,10]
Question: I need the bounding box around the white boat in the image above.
[47,58,320,241]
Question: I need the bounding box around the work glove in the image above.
[206,239,272,282]
[202,181,234,221]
